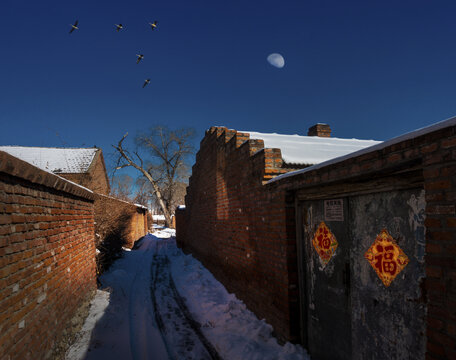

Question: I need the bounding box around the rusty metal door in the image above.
[298,198,352,360]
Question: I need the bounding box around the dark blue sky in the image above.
[1,0,455,171]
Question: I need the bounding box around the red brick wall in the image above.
[94,194,148,250]
[421,128,456,360]
[0,151,96,360]
[177,127,299,342]
[130,207,148,244]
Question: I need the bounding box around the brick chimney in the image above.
[307,123,331,137]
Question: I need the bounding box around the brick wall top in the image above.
[196,126,289,184]
[95,192,148,213]
[0,151,95,201]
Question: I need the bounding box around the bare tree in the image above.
[113,125,195,227]
[147,180,187,214]
[110,174,134,201]
[133,177,152,207]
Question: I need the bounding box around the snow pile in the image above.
[154,228,176,238]
[166,240,309,360]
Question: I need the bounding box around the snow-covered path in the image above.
[66,232,169,360]
[66,229,309,360]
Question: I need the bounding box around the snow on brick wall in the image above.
[0,151,97,360]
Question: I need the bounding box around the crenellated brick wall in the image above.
[0,151,97,359]
[176,126,298,342]
[177,118,456,358]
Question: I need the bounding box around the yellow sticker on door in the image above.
[312,222,338,266]
[364,229,409,286]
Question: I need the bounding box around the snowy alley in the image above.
[65,229,309,360]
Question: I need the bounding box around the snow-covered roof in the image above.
[269,115,456,183]
[243,131,382,165]
[153,214,166,221]
[134,203,149,210]
[0,146,98,173]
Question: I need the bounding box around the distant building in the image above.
[0,146,110,194]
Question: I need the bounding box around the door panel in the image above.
[349,189,426,360]
[301,198,351,360]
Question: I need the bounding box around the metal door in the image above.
[297,188,426,360]
[298,198,352,360]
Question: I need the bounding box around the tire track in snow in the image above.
[168,276,221,360]
[128,237,168,360]
[150,241,222,360]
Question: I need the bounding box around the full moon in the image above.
[267,53,285,68]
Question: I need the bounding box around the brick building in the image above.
[0,146,110,194]
[176,117,456,359]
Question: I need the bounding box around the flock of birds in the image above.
[69,20,159,88]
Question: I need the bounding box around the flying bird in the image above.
[143,79,151,88]
[115,24,123,32]
[136,54,144,64]
[69,20,79,34]
[149,21,158,30]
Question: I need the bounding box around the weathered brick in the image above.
[426,180,452,191]
[428,329,456,349]
[422,143,439,154]
[386,153,402,163]
[0,215,11,225]
[423,167,440,179]
[426,243,443,253]
[429,231,454,242]
[441,137,456,149]
[427,205,455,215]
[425,218,442,228]
[426,340,446,357]
[427,266,443,278]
